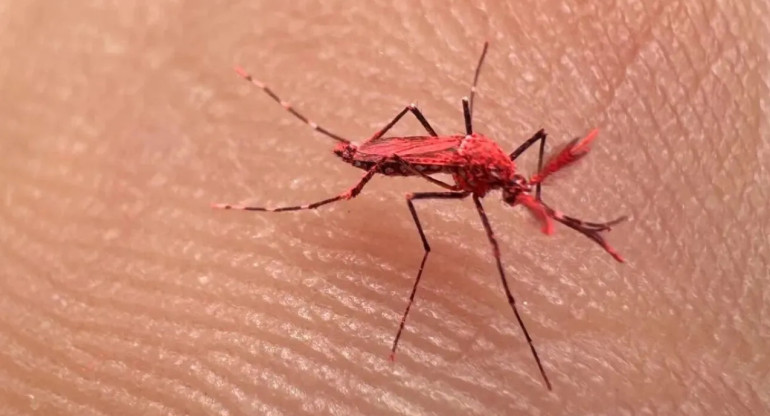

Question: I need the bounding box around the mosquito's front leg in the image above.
[213,159,385,212]
[234,66,349,143]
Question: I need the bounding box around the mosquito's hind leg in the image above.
[213,159,385,212]
[234,66,349,143]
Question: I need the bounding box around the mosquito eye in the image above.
[503,189,518,204]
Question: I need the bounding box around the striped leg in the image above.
[361,104,438,146]
[212,160,385,212]
[234,66,349,143]
[468,41,489,117]
[473,195,552,391]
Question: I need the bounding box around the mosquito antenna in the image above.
[234,66,350,144]
[468,41,490,117]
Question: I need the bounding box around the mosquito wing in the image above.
[356,135,465,165]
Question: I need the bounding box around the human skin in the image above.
[0,0,767,415]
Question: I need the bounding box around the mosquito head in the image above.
[502,174,555,235]
[333,142,357,162]
[502,174,532,204]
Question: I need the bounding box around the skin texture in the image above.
[0,0,768,414]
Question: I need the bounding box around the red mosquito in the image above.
[214,42,626,390]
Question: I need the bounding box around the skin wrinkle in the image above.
[0,375,105,416]
[668,5,758,281]
[4,235,319,412]
[622,10,742,280]
[0,336,116,416]
[0,286,222,414]
[0,0,768,415]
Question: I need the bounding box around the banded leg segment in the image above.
[472,195,552,391]
[468,41,489,117]
[391,191,471,360]
[213,159,386,212]
[234,66,349,143]
[362,104,439,146]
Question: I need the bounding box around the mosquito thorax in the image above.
[459,134,516,171]
[452,133,518,195]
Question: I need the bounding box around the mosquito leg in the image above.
[472,195,552,390]
[509,129,547,161]
[375,41,486,142]
[462,97,473,135]
[213,159,385,212]
[535,132,547,200]
[468,41,489,117]
[360,104,439,147]
[408,105,439,136]
[234,66,349,143]
[508,129,548,200]
[374,42,488,142]
[390,191,471,360]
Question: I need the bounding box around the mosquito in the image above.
[213,42,626,390]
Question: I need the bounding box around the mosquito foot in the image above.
[212,203,237,210]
